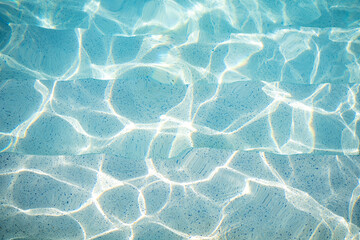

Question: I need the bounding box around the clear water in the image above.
[0,0,360,239]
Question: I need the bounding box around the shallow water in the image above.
[0,0,360,239]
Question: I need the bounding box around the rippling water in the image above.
[0,0,360,239]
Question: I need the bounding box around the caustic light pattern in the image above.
[0,0,360,239]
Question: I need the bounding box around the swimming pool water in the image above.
[0,0,360,239]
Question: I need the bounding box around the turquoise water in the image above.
[0,0,360,239]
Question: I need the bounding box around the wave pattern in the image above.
[1,152,360,239]
[1,79,360,155]
[0,23,360,83]
[0,1,360,83]
[1,0,360,239]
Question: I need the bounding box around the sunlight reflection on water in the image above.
[0,0,360,239]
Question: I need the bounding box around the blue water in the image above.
[0,0,360,239]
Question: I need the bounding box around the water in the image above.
[0,0,360,239]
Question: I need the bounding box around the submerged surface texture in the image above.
[0,0,360,239]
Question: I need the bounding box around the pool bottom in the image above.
[0,151,359,239]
